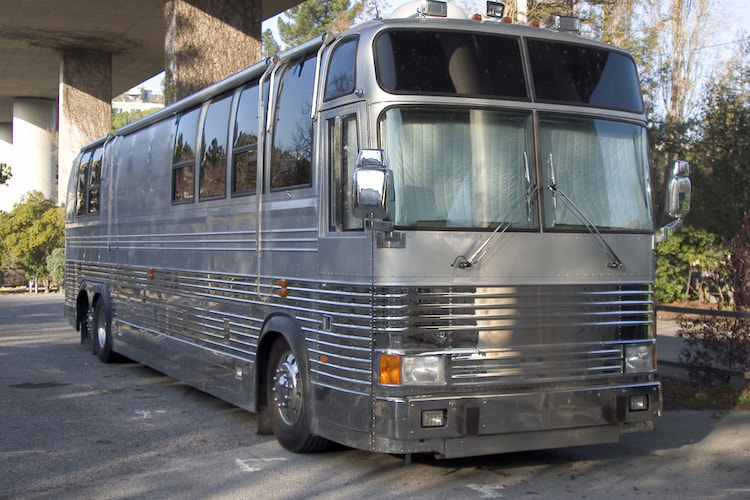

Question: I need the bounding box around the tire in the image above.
[92,301,116,363]
[81,303,93,346]
[266,338,330,453]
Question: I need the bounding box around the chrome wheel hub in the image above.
[272,351,302,426]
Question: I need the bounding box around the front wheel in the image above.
[92,301,116,363]
[266,339,330,453]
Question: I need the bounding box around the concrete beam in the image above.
[58,49,113,207]
[165,0,262,103]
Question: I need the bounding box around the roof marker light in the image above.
[419,0,448,17]
[555,15,580,32]
[485,1,506,19]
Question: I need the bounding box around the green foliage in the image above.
[46,247,65,289]
[0,191,64,289]
[111,108,160,134]
[277,0,364,48]
[262,28,281,58]
[0,163,10,185]
[655,227,727,304]
[687,43,750,239]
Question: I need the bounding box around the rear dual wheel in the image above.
[91,301,116,363]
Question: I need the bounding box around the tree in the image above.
[262,28,281,58]
[688,39,750,239]
[46,247,65,290]
[0,163,10,185]
[0,191,64,291]
[277,0,365,48]
[112,108,160,134]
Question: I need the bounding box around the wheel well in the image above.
[75,292,89,332]
[255,331,282,414]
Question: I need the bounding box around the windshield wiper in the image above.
[547,154,622,269]
[453,153,538,269]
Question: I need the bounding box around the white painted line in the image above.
[235,457,288,473]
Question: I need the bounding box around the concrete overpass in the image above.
[0,0,299,211]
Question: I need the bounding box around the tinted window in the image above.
[172,108,200,202]
[375,30,527,99]
[324,37,357,101]
[87,147,102,214]
[199,95,231,199]
[527,40,643,112]
[75,152,91,216]
[232,83,260,194]
[271,54,316,190]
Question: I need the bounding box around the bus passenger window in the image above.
[329,114,361,231]
[199,95,231,200]
[324,37,358,101]
[172,108,200,202]
[87,147,102,214]
[75,152,92,216]
[271,54,316,190]
[232,83,260,195]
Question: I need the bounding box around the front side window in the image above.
[271,54,317,190]
[379,107,536,229]
[375,30,527,100]
[329,114,361,231]
[199,95,231,200]
[172,108,200,202]
[540,116,652,231]
[324,37,357,101]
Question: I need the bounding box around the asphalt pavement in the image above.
[2,293,749,500]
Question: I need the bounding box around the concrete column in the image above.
[58,49,112,207]
[165,0,262,104]
[2,99,57,211]
[0,123,13,212]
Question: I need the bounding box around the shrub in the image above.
[678,316,750,386]
[677,214,750,386]
[655,227,727,304]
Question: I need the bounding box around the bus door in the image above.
[314,104,375,438]
[318,106,370,277]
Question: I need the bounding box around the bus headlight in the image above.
[403,355,445,385]
[625,344,654,373]
[380,354,446,385]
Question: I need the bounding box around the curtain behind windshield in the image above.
[540,117,652,231]
[380,108,535,229]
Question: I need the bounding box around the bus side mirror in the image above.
[352,149,389,220]
[657,160,691,242]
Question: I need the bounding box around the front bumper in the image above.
[372,381,661,458]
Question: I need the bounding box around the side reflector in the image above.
[380,354,402,385]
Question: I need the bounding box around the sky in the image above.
[137,0,750,92]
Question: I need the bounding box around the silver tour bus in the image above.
[65,0,691,459]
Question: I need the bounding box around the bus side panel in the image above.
[108,117,262,409]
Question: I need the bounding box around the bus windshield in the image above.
[541,116,652,231]
[379,108,652,231]
[380,107,537,229]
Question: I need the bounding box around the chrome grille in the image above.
[373,283,653,386]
